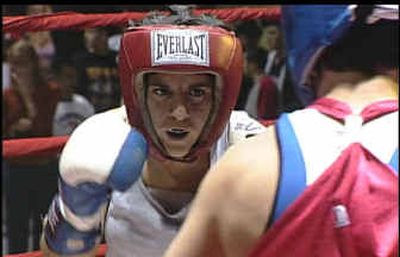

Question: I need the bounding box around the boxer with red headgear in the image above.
[165,5,398,257]
[119,5,245,161]
[40,5,265,257]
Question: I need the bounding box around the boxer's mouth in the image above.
[166,128,189,140]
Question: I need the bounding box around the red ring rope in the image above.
[3,7,281,33]
[4,244,107,257]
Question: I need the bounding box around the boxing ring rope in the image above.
[2,245,108,257]
[3,7,280,33]
[3,136,69,159]
[2,6,280,257]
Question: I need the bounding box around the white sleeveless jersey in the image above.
[287,108,398,186]
[105,109,266,257]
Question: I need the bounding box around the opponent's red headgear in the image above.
[119,23,243,161]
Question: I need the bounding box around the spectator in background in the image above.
[234,20,267,110]
[3,38,61,139]
[244,49,279,120]
[262,22,288,109]
[262,23,285,79]
[2,56,11,91]
[25,5,56,80]
[2,38,60,254]
[73,27,121,113]
[51,58,95,136]
[2,34,13,91]
[235,20,266,55]
[260,21,302,113]
[107,27,124,52]
[259,21,281,52]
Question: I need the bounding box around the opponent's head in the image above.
[281,5,399,105]
[119,5,243,161]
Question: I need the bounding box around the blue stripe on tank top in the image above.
[389,148,398,175]
[271,113,307,224]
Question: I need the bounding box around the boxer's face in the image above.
[146,73,214,158]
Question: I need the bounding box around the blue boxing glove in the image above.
[42,109,148,255]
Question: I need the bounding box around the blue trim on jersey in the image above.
[271,113,307,223]
[389,148,398,175]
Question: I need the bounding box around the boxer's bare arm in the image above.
[164,127,280,257]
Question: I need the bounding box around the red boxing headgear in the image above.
[119,24,243,161]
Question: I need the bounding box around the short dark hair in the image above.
[316,19,398,75]
[129,5,232,31]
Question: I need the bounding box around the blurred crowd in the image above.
[3,5,302,141]
[234,18,302,119]
[2,5,301,254]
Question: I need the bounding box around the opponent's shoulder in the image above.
[195,126,279,253]
[218,126,278,185]
[201,126,279,209]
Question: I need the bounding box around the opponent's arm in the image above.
[165,128,279,257]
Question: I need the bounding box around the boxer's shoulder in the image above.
[228,110,267,143]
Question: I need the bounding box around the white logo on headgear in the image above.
[151,29,209,66]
